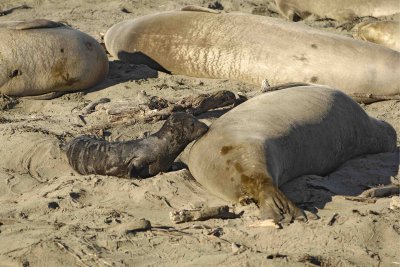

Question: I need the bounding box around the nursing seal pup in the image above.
[188,85,397,223]
[274,0,400,21]
[354,21,400,52]
[0,19,108,97]
[104,8,399,103]
[66,113,208,178]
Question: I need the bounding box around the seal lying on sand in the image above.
[188,85,397,223]
[354,21,400,52]
[104,8,400,103]
[0,19,108,97]
[66,113,208,178]
[274,0,400,21]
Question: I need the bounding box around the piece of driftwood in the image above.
[344,196,377,203]
[359,184,400,198]
[327,213,339,226]
[248,220,281,229]
[0,94,19,110]
[0,5,30,16]
[89,90,236,130]
[350,93,400,103]
[81,98,110,115]
[169,205,238,223]
[261,82,312,93]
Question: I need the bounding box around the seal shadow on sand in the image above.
[281,148,399,211]
[84,55,160,94]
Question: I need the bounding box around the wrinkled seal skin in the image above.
[188,86,397,223]
[104,10,400,102]
[0,19,109,97]
[274,0,400,21]
[354,21,400,52]
[66,113,208,178]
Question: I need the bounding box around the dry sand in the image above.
[0,1,399,266]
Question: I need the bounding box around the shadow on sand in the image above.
[281,148,399,211]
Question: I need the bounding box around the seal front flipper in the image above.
[259,183,307,224]
[12,19,64,30]
[180,5,221,14]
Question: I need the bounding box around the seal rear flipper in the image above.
[12,19,64,30]
[180,5,221,14]
[259,184,306,224]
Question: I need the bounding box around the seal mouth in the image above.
[192,121,209,140]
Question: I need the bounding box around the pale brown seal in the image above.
[66,112,208,178]
[0,19,109,97]
[104,9,400,103]
[188,85,397,223]
[274,0,400,21]
[354,21,400,52]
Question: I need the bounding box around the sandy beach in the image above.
[0,0,399,266]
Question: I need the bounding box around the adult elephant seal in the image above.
[104,8,400,103]
[0,19,108,97]
[274,0,400,21]
[188,85,397,223]
[354,21,400,52]
[66,112,208,178]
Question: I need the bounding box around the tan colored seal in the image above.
[274,0,400,21]
[105,9,400,103]
[354,21,400,52]
[188,85,397,223]
[0,19,109,97]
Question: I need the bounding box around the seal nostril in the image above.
[9,69,22,78]
[293,13,302,22]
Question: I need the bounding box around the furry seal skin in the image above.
[188,85,397,223]
[0,19,108,97]
[274,0,400,21]
[104,9,400,103]
[354,21,400,52]
[66,113,208,178]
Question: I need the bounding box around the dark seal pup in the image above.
[188,85,397,223]
[66,113,208,178]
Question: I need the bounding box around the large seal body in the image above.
[105,11,400,101]
[274,0,400,21]
[354,21,400,52]
[188,86,397,221]
[66,113,208,178]
[0,20,109,97]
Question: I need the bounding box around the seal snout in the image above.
[191,119,209,140]
[166,112,209,141]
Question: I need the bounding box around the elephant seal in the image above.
[354,21,400,52]
[188,85,397,223]
[66,112,208,178]
[104,9,400,103]
[0,19,108,97]
[274,0,400,21]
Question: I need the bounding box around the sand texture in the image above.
[0,0,399,266]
